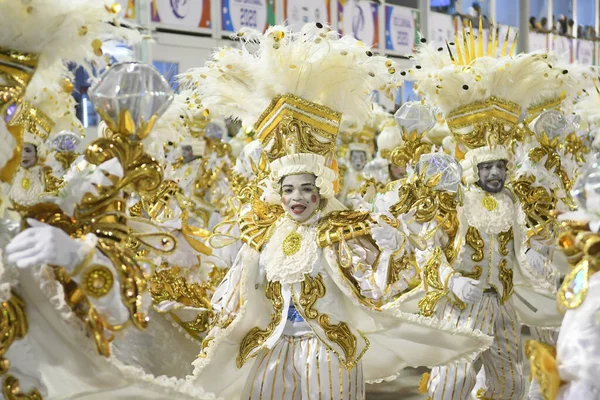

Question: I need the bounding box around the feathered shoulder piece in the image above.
[179,23,400,132]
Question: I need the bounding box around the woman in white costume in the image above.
[179,23,493,399]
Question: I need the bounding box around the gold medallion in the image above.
[21,177,31,190]
[482,195,498,211]
[282,231,302,256]
[82,265,114,298]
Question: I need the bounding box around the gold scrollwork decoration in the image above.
[466,226,484,262]
[237,281,283,368]
[298,274,358,365]
[498,259,514,304]
[497,228,513,257]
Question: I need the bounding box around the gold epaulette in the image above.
[316,210,373,248]
[239,202,283,251]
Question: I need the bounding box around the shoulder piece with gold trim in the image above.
[239,200,284,251]
[317,210,373,248]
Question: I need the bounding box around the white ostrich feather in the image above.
[0,0,141,72]
[180,23,400,132]
[410,32,591,116]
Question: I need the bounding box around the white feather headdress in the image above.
[409,22,586,151]
[180,23,399,132]
[180,23,399,208]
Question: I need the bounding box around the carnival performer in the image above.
[376,25,586,400]
[0,2,213,398]
[178,23,493,400]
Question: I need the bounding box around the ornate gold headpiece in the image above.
[446,96,522,149]
[256,94,341,163]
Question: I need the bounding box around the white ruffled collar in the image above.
[261,214,320,285]
[462,187,515,234]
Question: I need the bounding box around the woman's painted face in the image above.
[281,173,320,223]
[20,143,37,169]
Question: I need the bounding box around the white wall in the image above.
[151,32,235,73]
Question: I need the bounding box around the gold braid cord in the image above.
[0,292,43,399]
[18,131,174,357]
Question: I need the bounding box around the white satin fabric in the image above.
[427,292,526,400]
[242,335,364,400]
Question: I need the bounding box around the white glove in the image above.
[526,249,547,276]
[448,275,483,304]
[5,219,93,271]
[371,219,402,251]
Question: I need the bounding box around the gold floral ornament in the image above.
[389,102,436,168]
[19,63,176,357]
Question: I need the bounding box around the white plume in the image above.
[180,23,401,132]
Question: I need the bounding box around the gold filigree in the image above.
[282,231,302,256]
[389,129,433,168]
[389,172,460,240]
[498,259,514,303]
[419,248,464,316]
[316,210,372,248]
[237,281,283,368]
[82,265,114,298]
[564,132,590,164]
[466,226,484,262]
[42,166,64,195]
[256,94,341,163]
[54,151,79,170]
[149,265,226,339]
[456,265,483,280]
[497,228,513,257]
[512,175,558,238]
[527,133,575,200]
[298,274,358,366]
[10,101,53,141]
[446,97,521,149]
[0,293,27,373]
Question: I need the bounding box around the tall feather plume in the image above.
[410,23,590,116]
[179,23,400,131]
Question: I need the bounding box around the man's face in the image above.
[281,173,320,222]
[350,150,367,171]
[20,143,37,169]
[477,159,507,193]
[389,164,407,180]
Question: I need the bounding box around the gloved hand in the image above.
[371,218,403,251]
[6,219,93,271]
[449,275,483,303]
[526,249,547,276]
